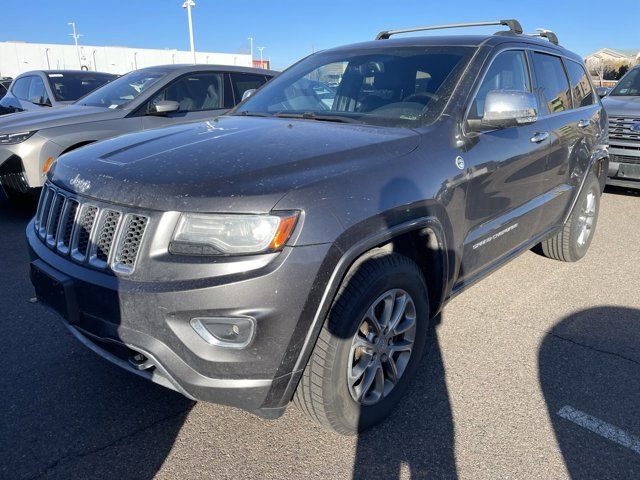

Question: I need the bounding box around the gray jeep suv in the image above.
[602,65,640,188]
[27,20,608,434]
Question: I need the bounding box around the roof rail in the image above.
[375,19,523,41]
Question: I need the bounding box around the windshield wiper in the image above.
[274,112,357,123]
[231,111,272,117]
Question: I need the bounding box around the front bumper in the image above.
[27,219,331,417]
[607,148,640,188]
[0,134,61,190]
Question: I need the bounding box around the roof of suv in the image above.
[325,33,583,63]
[136,64,279,76]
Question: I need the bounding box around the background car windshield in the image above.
[47,72,116,102]
[235,46,473,127]
[77,69,167,108]
[609,68,640,96]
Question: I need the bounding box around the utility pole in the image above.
[257,46,265,67]
[248,37,254,64]
[68,22,83,68]
[182,0,197,64]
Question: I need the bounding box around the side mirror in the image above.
[471,90,539,131]
[241,89,256,101]
[595,87,611,99]
[149,100,180,115]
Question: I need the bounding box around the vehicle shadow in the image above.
[352,314,457,480]
[0,196,192,480]
[539,306,640,478]
[346,176,459,479]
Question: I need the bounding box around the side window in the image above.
[470,50,530,119]
[565,61,596,108]
[12,77,32,100]
[229,73,268,105]
[148,73,223,112]
[531,52,571,114]
[27,76,50,105]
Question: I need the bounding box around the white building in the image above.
[0,41,252,78]
[585,48,640,65]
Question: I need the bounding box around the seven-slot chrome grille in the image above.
[608,116,640,144]
[34,183,148,274]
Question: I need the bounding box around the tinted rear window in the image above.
[47,72,116,101]
[531,52,571,114]
[565,61,595,108]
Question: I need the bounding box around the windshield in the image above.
[234,46,473,127]
[47,72,116,102]
[610,68,640,96]
[76,69,168,108]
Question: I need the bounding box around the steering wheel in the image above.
[403,91,439,105]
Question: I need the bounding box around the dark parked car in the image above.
[0,70,116,115]
[0,65,275,198]
[28,20,608,435]
[602,65,640,188]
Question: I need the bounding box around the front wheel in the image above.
[540,172,601,262]
[294,252,430,435]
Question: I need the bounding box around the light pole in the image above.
[68,22,83,68]
[257,46,265,67]
[92,50,97,71]
[182,0,197,64]
[247,37,254,64]
[45,48,51,69]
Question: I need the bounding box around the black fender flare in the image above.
[261,215,451,411]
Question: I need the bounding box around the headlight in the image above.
[0,131,37,145]
[171,212,299,255]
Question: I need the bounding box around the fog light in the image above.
[190,316,255,348]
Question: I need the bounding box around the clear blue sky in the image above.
[2,0,638,70]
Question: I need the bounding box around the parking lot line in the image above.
[557,405,640,455]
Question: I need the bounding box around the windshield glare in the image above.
[47,72,116,102]
[235,46,473,127]
[76,69,168,108]
[610,68,640,96]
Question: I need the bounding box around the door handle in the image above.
[577,119,591,128]
[530,132,549,143]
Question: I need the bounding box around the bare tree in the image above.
[586,57,606,86]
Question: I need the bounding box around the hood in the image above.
[49,116,420,212]
[0,105,124,133]
[602,96,640,117]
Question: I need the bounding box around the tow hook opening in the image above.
[128,351,155,371]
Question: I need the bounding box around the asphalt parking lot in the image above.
[1,186,639,480]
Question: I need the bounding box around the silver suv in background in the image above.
[0,64,275,199]
[602,65,640,188]
[0,70,117,115]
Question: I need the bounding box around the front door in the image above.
[141,72,228,130]
[458,48,551,283]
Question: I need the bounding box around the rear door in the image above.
[140,72,227,129]
[459,48,550,282]
[528,52,600,231]
[227,72,270,106]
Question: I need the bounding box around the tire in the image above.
[294,251,430,435]
[541,172,601,262]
